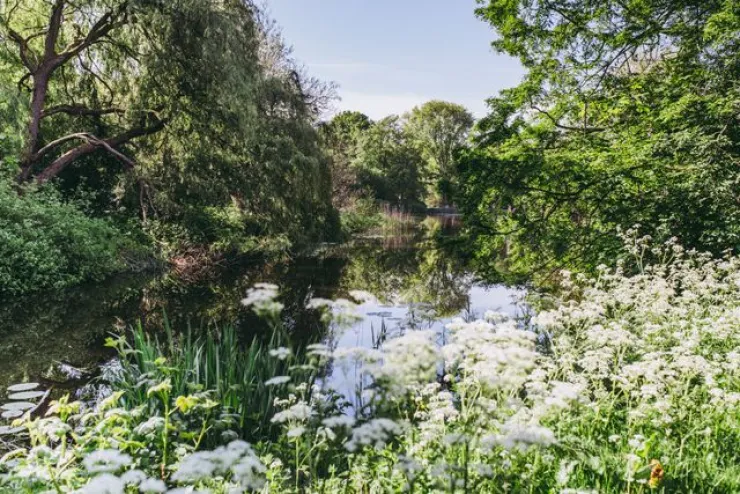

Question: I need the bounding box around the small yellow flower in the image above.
[175,395,199,413]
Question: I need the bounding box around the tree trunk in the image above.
[18,69,51,183]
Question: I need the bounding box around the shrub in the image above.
[0,178,129,296]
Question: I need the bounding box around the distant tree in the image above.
[319,111,372,208]
[353,116,425,209]
[403,101,473,206]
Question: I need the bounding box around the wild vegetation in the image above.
[0,0,338,295]
[2,236,740,492]
[1,0,740,492]
[0,176,130,296]
[320,102,474,236]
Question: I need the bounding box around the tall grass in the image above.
[112,319,317,440]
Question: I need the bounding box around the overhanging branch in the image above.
[531,105,606,133]
[35,118,168,183]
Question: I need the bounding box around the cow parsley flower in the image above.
[80,473,125,494]
[345,419,406,452]
[172,440,264,488]
[242,284,283,315]
[271,402,313,424]
[139,477,167,493]
[264,376,291,386]
[83,449,132,473]
[268,347,291,360]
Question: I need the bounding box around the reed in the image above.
[114,318,314,441]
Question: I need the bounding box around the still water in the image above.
[0,219,523,401]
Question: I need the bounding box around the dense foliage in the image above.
[319,111,372,210]
[457,0,740,280]
[405,101,473,206]
[2,237,740,491]
[321,102,473,233]
[0,178,129,296]
[0,0,339,296]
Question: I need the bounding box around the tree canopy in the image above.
[319,111,372,209]
[456,0,740,280]
[352,116,425,209]
[404,100,473,206]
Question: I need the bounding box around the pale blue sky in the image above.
[264,0,525,120]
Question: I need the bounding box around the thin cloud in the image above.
[334,91,430,120]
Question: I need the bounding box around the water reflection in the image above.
[327,284,525,412]
[0,217,523,395]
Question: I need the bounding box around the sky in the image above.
[264,0,525,120]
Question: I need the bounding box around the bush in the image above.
[0,179,129,296]
[339,199,384,237]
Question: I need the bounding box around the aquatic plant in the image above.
[106,314,317,443]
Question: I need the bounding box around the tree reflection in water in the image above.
[0,216,521,397]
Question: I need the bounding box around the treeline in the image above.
[456,0,740,282]
[320,101,473,217]
[0,0,338,295]
[0,1,480,297]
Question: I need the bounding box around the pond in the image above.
[0,217,524,412]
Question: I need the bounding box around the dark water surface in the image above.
[0,218,523,399]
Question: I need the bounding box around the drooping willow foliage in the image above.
[0,0,338,280]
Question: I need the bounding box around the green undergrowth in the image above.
[0,179,138,297]
[107,317,319,444]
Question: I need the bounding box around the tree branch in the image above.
[31,132,92,161]
[4,26,38,71]
[44,0,66,60]
[531,105,606,133]
[35,118,168,183]
[41,104,126,119]
[55,2,129,67]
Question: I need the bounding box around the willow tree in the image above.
[1,0,337,245]
[3,0,164,183]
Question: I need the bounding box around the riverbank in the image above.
[2,235,739,492]
[0,218,508,397]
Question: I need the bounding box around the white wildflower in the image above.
[83,450,132,473]
[241,284,283,314]
[287,426,306,438]
[489,423,556,451]
[120,469,147,485]
[172,440,264,487]
[139,478,167,493]
[271,402,313,424]
[349,290,376,303]
[268,347,291,360]
[80,473,125,494]
[306,298,333,310]
[134,417,165,436]
[322,415,356,429]
[345,419,406,452]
